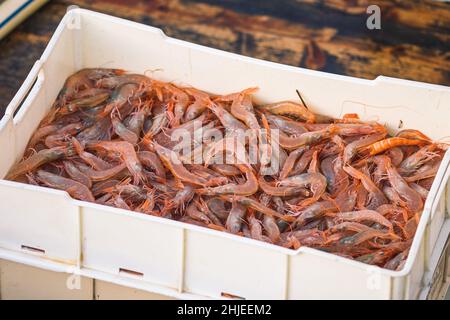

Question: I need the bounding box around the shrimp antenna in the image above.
[296,89,308,110]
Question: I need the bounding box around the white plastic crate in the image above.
[0,8,449,299]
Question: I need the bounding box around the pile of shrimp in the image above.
[6,68,447,270]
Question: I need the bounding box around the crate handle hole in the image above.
[21,245,45,254]
[221,292,246,300]
[119,268,144,277]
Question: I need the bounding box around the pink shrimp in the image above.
[86,141,144,185]
[343,165,387,210]
[336,210,393,231]
[36,170,95,202]
[385,157,423,212]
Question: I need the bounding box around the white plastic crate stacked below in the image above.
[0,9,449,300]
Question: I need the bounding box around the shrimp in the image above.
[295,201,336,226]
[277,172,327,207]
[58,92,110,116]
[164,186,195,214]
[196,197,224,226]
[153,142,209,186]
[343,165,387,210]
[384,249,410,270]
[395,129,431,142]
[320,155,335,191]
[291,148,316,176]
[248,211,266,242]
[307,150,319,174]
[404,160,441,182]
[258,101,315,123]
[339,228,400,246]
[399,144,438,175]
[76,116,112,142]
[210,164,242,176]
[227,196,296,222]
[331,155,350,196]
[262,215,280,243]
[366,138,426,156]
[99,83,139,118]
[166,84,190,126]
[197,165,258,196]
[410,183,429,200]
[126,105,148,137]
[336,210,393,231]
[63,161,92,188]
[112,115,139,145]
[6,147,73,180]
[385,157,423,212]
[279,146,308,179]
[278,126,335,150]
[96,74,151,89]
[385,147,404,167]
[87,141,144,185]
[280,229,326,247]
[343,132,386,163]
[137,151,166,179]
[26,124,64,151]
[56,68,123,105]
[258,176,309,197]
[186,202,212,225]
[207,102,247,135]
[207,197,230,221]
[76,162,127,182]
[265,113,308,136]
[226,201,246,234]
[334,184,358,212]
[71,137,112,170]
[184,87,211,121]
[356,240,412,265]
[45,122,85,148]
[36,170,95,202]
[188,165,228,186]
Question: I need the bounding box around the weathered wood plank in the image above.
[1,0,449,114]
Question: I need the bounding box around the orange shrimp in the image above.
[153,142,209,186]
[365,137,427,156]
[6,147,73,180]
[395,129,431,142]
[258,101,316,123]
